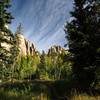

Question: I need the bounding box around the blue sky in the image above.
[9,0,73,52]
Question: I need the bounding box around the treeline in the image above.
[37,50,72,80]
[9,49,72,80]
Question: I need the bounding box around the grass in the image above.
[0,88,49,100]
[0,80,99,100]
[71,94,100,100]
[70,89,100,100]
[0,81,50,100]
[0,89,99,100]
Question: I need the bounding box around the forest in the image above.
[0,0,100,100]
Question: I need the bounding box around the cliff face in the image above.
[16,33,38,56]
[1,31,66,57]
[16,34,66,57]
[48,45,65,56]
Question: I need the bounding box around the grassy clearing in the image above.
[0,81,99,100]
[0,89,99,100]
[0,81,50,100]
[71,94,100,100]
[0,89,49,100]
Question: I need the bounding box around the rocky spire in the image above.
[15,33,37,56]
[48,45,65,56]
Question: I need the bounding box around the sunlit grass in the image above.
[71,93,100,100]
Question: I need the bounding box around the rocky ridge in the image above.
[48,45,65,56]
[1,30,66,57]
[15,33,39,56]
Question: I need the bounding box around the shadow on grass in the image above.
[0,81,50,100]
[0,80,99,100]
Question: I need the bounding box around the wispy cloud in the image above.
[10,0,73,51]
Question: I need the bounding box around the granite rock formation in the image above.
[48,45,65,56]
[15,33,39,56]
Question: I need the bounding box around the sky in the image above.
[9,0,73,52]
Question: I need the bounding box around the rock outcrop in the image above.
[48,45,65,56]
[15,33,38,56]
[0,31,13,51]
[1,30,66,57]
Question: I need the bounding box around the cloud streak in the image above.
[10,0,73,51]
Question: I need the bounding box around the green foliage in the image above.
[0,0,17,81]
[0,0,13,31]
[65,0,100,88]
[14,56,37,79]
[37,51,49,80]
[36,50,72,80]
[0,32,19,80]
[0,82,49,100]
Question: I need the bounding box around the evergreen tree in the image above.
[37,51,48,79]
[0,0,14,80]
[0,0,13,31]
[16,23,23,34]
[65,0,100,88]
[10,36,20,80]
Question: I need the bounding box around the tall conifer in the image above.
[0,0,14,79]
[65,0,100,88]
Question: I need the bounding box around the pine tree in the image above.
[37,51,47,79]
[0,0,14,80]
[10,36,20,80]
[65,0,100,88]
[16,23,23,34]
[0,0,13,31]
